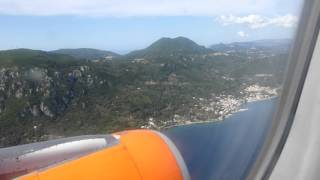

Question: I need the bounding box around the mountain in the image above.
[0,49,119,147]
[0,38,289,147]
[51,48,120,60]
[127,37,212,58]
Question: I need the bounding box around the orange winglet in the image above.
[19,130,185,180]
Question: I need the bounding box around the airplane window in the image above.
[0,0,304,179]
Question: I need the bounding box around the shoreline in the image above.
[161,96,277,129]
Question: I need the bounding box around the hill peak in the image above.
[128,37,211,58]
[151,36,199,47]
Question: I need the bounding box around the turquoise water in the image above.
[164,98,277,180]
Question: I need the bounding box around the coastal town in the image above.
[143,84,279,129]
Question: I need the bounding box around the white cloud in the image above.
[237,31,249,38]
[0,0,297,17]
[217,14,298,28]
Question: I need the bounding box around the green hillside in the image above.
[0,37,289,147]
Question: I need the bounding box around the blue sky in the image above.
[0,0,303,53]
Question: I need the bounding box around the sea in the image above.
[164,98,277,180]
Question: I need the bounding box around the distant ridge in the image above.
[0,48,77,66]
[210,39,292,51]
[51,48,120,60]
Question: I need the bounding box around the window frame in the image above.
[247,0,320,179]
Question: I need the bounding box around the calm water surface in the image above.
[164,98,277,180]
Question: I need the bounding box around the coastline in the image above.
[161,96,277,129]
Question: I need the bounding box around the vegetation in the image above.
[51,48,120,60]
[0,37,289,147]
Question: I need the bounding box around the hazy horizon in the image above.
[0,37,293,55]
[0,0,302,53]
